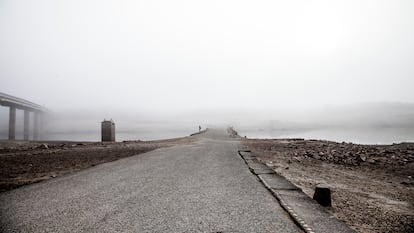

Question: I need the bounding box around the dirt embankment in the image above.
[0,136,197,193]
[244,139,414,233]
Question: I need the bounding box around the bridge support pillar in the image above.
[24,110,30,140]
[8,106,16,140]
[34,112,40,141]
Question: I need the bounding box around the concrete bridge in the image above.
[0,92,47,140]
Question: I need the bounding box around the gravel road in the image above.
[0,129,302,233]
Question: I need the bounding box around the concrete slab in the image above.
[258,174,301,191]
[238,151,255,159]
[246,161,269,170]
[276,189,355,233]
[250,168,275,175]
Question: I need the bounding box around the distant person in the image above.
[199,125,201,132]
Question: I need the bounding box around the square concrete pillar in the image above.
[24,110,30,140]
[34,112,40,141]
[101,119,115,142]
[8,106,16,140]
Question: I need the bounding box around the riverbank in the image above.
[243,138,414,233]
[0,136,197,192]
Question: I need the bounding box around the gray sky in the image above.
[1,0,414,113]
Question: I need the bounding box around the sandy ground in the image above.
[0,136,197,192]
[243,138,414,233]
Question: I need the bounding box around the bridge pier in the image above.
[7,108,42,141]
[1,92,47,141]
[8,106,16,140]
[34,112,40,141]
[24,110,30,140]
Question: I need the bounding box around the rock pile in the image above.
[251,139,414,169]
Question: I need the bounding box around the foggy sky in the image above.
[1,0,414,113]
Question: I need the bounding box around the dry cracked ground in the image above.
[244,138,414,233]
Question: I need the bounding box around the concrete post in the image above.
[24,110,30,140]
[313,184,332,207]
[34,112,39,141]
[8,106,16,140]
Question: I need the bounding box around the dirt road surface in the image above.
[0,130,305,232]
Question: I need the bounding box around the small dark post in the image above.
[313,184,332,207]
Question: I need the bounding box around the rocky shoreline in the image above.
[244,138,414,233]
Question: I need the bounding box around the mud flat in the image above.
[0,136,197,192]
[244,138,414,233]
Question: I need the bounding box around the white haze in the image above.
[1,0,414,143]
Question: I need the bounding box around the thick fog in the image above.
[1,0,414,143]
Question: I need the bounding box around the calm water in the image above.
[0,120,198,142]
[239,127,414,145]
[45,129,195,142]
[2,127,414,144]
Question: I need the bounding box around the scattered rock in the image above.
[244,139,414,233]
[293,157,301,163]
[400,181,413,186]
[38,144,49,149]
